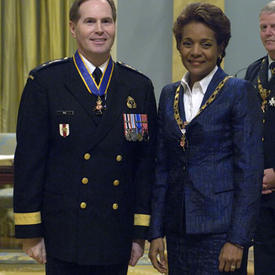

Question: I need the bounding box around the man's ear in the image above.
[69,21,76,38]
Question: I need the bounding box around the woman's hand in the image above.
[149,238,168,274]
[218,242,243,272]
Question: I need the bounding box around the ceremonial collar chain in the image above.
[257,58,271,112]
[174,75,232,150]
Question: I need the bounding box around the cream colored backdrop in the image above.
[172,0,224,82]
[0,0,117,132]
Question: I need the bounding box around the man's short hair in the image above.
[260,1,275,16]
[70,0,117,23]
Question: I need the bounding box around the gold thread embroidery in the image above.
[14,212,41,225]
[134,214,150,226]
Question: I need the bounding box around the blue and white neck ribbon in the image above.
[73,50,114,97]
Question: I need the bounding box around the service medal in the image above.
[137,133,143,142]
[125,129,132,141]
[94,96,106,115]
[131,129,138,141]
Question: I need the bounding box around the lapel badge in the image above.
[269,97,275,107]
[59,124,70,137]
[126,96,137,109]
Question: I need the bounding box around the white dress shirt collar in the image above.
[79,53,108,75]
[180,66,218,122]
[181,66,218,94]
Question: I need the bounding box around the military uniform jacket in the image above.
[13,57,157,265]
[245,56,275,170]
[245,55,275,207]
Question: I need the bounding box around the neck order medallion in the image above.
[73,50,114,115]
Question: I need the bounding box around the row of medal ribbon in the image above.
[123,113,149,142]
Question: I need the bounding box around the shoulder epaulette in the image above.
[249,56,266,68]
[28,57,70,80]
[117,61,148,78]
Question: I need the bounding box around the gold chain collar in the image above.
[173,75,232,150]
[257,59,271,112]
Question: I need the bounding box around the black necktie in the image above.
[92,67,102,85]
[270,62,275,78]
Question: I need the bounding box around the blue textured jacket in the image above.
[150,67,263,247]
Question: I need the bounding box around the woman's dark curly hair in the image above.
[173,2,231,66]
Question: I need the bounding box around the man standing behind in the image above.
[13,0,157,274]
[245,1,275,274]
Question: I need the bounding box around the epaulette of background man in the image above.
[117,61,149,79]
[28,57,69,80]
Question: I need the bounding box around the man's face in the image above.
[260,11,275,58]
[70,0,115,64]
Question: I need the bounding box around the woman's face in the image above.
[179,21,222,85]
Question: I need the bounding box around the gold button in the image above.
[80,202,87,209]
[263,119,266,124]
[84,153,91,160]
[262,137,264,142]
[82,177,88,184]
[113,180,120,186]
[116,155,123,162]
[112,203,119,210]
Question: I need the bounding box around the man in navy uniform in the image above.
[245,1,275,274]
[13,0,157,274]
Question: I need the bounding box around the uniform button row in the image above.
[80,202,119,210]
[84,153,123,162]
[81,178,119,186]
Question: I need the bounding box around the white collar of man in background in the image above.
[80,52,108,75]
[181,65,218,122]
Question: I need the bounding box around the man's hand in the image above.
[149,238,167,274]
[262,168,275,194]
[218,242,243,272]
[22,238,46,264]
[129,239,145,266]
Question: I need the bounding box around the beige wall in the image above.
[172,0,224,82]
